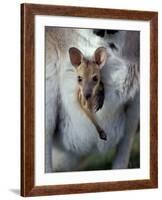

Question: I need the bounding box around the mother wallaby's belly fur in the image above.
[59,103,125,155]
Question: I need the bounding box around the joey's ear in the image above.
[69,47,83,67]
[94,47,107,69]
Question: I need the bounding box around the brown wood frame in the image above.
[21,3,158,197]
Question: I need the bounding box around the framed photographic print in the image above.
[21,3,158,197]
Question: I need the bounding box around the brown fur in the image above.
[69,47,108,140]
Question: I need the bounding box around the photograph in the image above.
[45,27,140,173]
[21,3,158,196]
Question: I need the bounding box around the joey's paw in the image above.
[99,130,107,140]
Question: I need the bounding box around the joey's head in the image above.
[69,47,107,101]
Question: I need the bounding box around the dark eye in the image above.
[77,76,82,82]
[92,75,98,82]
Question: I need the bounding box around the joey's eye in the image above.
[92,75,98,82]
[77,76,82,83]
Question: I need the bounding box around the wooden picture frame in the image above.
[21,3,158,197]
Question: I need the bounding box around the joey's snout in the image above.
[83,87,93,100]
[85,93,92,100]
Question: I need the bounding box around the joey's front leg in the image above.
[84,108,107,141]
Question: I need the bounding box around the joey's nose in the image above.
[85,93,91,100]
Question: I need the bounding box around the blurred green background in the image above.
[78,133,140,171]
